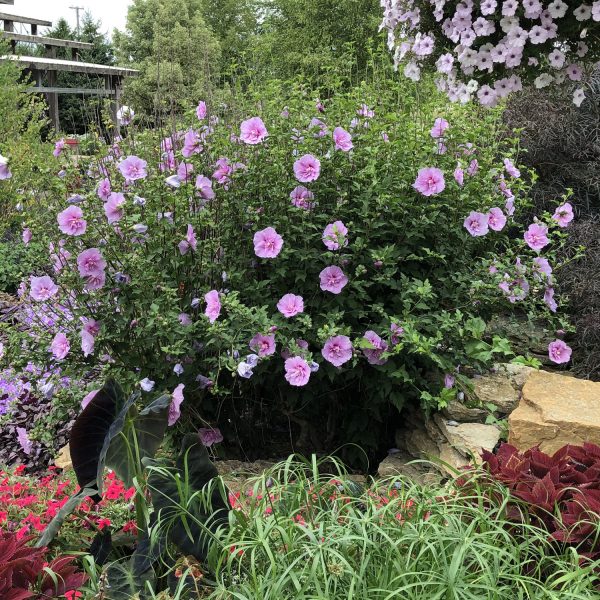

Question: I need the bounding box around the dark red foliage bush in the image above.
[481,442,600,560]
[0,531,86,599]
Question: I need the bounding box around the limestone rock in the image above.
[438,443,469,473]
[434,414,500,462]
[508,371,600,454]
[377,451,440,485]
[471,364,535,414]
[442,399,488,423]
[54,444,72,470]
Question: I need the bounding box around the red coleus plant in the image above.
[480,442,600,560]
[0,531,86,599]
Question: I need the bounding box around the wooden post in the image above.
[31,24,37,35]
[47,70,59,132]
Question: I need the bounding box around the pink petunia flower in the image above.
[322,221,348,251]
[413,167,445,196]
[319,266,348,294]
[524,223,550,252]
[552,203,574,228]
[322,335,353,367]
[249,333,276,356]
[548,339,572,364]
[196,101,207,120]
[30,275,59,301]
[97,178,112,201]
[104,192,126,224]
[254,227,283,259]
[118,155,147,181]
[50,332,70,360]
[205,290,221,323]
[464,211,489,237]
[240,117,268,145]
[77,248,106,277]
[284,356,311,386]
[195,175,215,200]
[178,224,197,255]
[294,154,321,183]
[168,384,185,426]
[333,127,353,151]
[487,207,507,231]
[363,330,388,365]
[277,293,304,318]
[57,205,87,236]
[430,118,449,138]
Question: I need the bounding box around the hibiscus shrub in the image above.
[4,74,574,458]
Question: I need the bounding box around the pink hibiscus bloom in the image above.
[284,356,311,386]
[487,207,507,231]
[97,178,112,201]
[0,154,11,179]
[240,117,268,145]
[464,211,489,237]
[413,167,445,196]
[81,329,95,357]
[524,223,549,252]
[22,228,32,245]
[454,167,464,186]
[195,175,215,200]
[57,205,87,236]
[205,290,221,323]
[104,192,126,224]
[322,221,348,251]
[182,129,203,158]
[322,335,353,367]
[333,127,353,151]
[294,154,321,183]
[168,384,185,426]
[552,203,574,228]
[249,333,276,356]
[363,330,388,365]
[30,275,59,301]
[319,266,348,294]
[178,224,197,255]
[254,227,283,259]
[430,118,449,138]
[504,158,520,178]
[50,332,70,360]
[196,101,207,120]
[85,271,106,291]
[77,248,106,277]
[177,162,194,182]
[118,155,148,181]
[81,389,99,410]
[548,339,572,364]
[290,186,315,209]
[277,293,304,318]
[53,139,66,158]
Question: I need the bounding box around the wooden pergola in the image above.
[0,7,138,132]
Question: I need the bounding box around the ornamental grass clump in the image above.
[3,75,576,455]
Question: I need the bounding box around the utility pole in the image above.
[69,5,84,35]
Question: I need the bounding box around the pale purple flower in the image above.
[254,227,283,258]
[544,287,558,312]
[199,428,223,447]
[413,167,445,196]
[85,272,106,291]
[51,332,70,360]
[322,221,348,250]
[178,313,192,326]
[390,323,404,345]
[294,154,321,183]
[430,118,449,138]
[81,330,95,357]
[363,330,388,365]
[140,378,155,392]
[249,333,276,357]
[205,290,221,323]
[177,162,194,182]
[290,186,315,209]
[357,104,374,118]
[245,354,259,368]
[499,276,530,303]
[505,196,515,216]
[77,248,106,277]
[81,389,99,410]
[552,203,574,227]
[240,117,268,144]
[467,159,479,177]
[454,167,464,186]
[504,158,520,178]
[284,356,311,386]
[182,129,203,158]
[533,257,553,280]
[566,64,583,81]
[104,192,125,224]
[319,266,348,294]
[548,339,572,364]
[524,223,550,252]
[195,175,215,200]
[333,127,353,151]
[16,427,32,455]
[322,335,353,367]
[464,212,490,237]
[488,207,507,231]
[178,224,197,255]
[174,363,184,376]
[97,178,111,201]
[277,293,304,318]
[0,155,11,179]
[168,384,185,426]
[118,155,148,181]
[57,205,86,236]
[30,275,58,301]
[196,374,213,389]
[237,361,254,378]
[117,106,134,126]
[22,228,32,245]
[196,101,207,120]
[444,374,455,389]
[53,139,66,158]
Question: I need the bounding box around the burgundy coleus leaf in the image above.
[514,473,562,512]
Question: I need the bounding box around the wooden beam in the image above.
[47,69,59,133]
[2,32,93,50]
[27,86,115,95]
[0,12,52,27]
[2,55,139,77]
[0,1,15,5]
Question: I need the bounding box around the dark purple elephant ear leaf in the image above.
[69,379,123,494]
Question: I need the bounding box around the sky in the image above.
[1,0,132,37]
